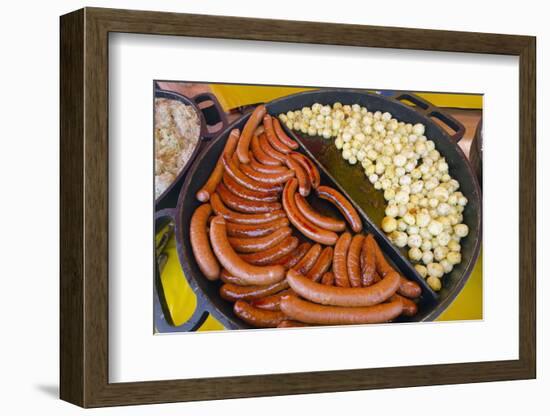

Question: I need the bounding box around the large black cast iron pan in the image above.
[155,89,481,332]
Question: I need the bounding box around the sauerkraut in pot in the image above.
[155,98,201,198]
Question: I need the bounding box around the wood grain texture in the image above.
[59,8,84,406]
[59,7,536,408]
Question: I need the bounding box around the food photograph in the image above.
[153,82,483,332]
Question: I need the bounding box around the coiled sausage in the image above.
[316,186,362,233]
[236,105,266,164]
[209,216,285,285]
[189,204,220,280]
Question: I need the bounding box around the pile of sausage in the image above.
[189,104,422,328]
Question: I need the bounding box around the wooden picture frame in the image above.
[60,7,536,408]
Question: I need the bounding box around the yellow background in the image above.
[157,84,482,331]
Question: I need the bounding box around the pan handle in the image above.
[192,92,228,140]
[389,92,466,143]
[154,208,210,332]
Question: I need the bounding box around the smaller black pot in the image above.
[154,89,228,211]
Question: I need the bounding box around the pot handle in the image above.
[154,208,210,332]
[192,92,228,140]
[389,92,466,143]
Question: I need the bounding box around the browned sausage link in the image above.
[251,134,281,166]
[306,247,334,283]
[286,268,400,307]
[373,271,382,283]
[263,114,292,154]
[233,300,288,328]
[254,125,265,137]
[347,234,365,288]
[394,294,418,317]
[225,217,290,238]
[220,279,289,301]
[189,204,220,280]
[316,186,362,233]
[398,276,422,299]
[250,289,291,311]
[196,128,240,202]
[290,152,321,189]
[259,133,287,163]
[216,183,282,214]
[280,294,403,325]
[284,155,311,197]
[361,234,377,287]
[222,153,282,193]
[240,236,299,266]
[277,320,308,328]
[294,193,346,232]
[272,117,299,149]
[249,151,289,174]
[236,105,267,164]
[209,216,285,285]
[321,271,335,286]
[371,237,422,298]
[222,173,279,203]
[228,227,292,253]
[282,179,339,245]
[292,244,322,275]
[219,269,247,285]
[211,193,286,225]
[275,242,312,269]
[216,182,281,214]
[333,232,352,287]
[239,161,295,185]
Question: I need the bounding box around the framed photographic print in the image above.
[60,7,536,408]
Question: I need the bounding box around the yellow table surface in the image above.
[157,84,482,331]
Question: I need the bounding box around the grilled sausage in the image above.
[264,114,292,154]
[293,243,322,275]
[280,294,403,325]
[333,232,352,287]
[360,234,377,286]
[239,161,295,185]
[220,279,289,301]
[284,155,311,197]
[316,186,362,233]
[321,271,335,286]
[217,182,281,213]
[259,133,287,163]
[210,193,286,225]
[294,194,346,232]
[286,268,400,307]
[306,247,334,283]
[277,320,308,328]
[272,117,299,150]
[371,237,422,298]
[282,179,338,245]
[275,242,312,269]
[228,227,292,253]
[209,216,285,285]
[347,234,365,288]
[189,204,220,280]
[394,294,418,316]
[225,217,289,238]
[240,236,299,266]
[222,173,279,202]
[289,152,321,189]
[222,153,282,193]
[249,151,289,174]
[251,134,281,166]
[196,128,240,202]
[219,269,247,285]
[236,105,267,164]
[250,290,291,311]
[233,300,288,328]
